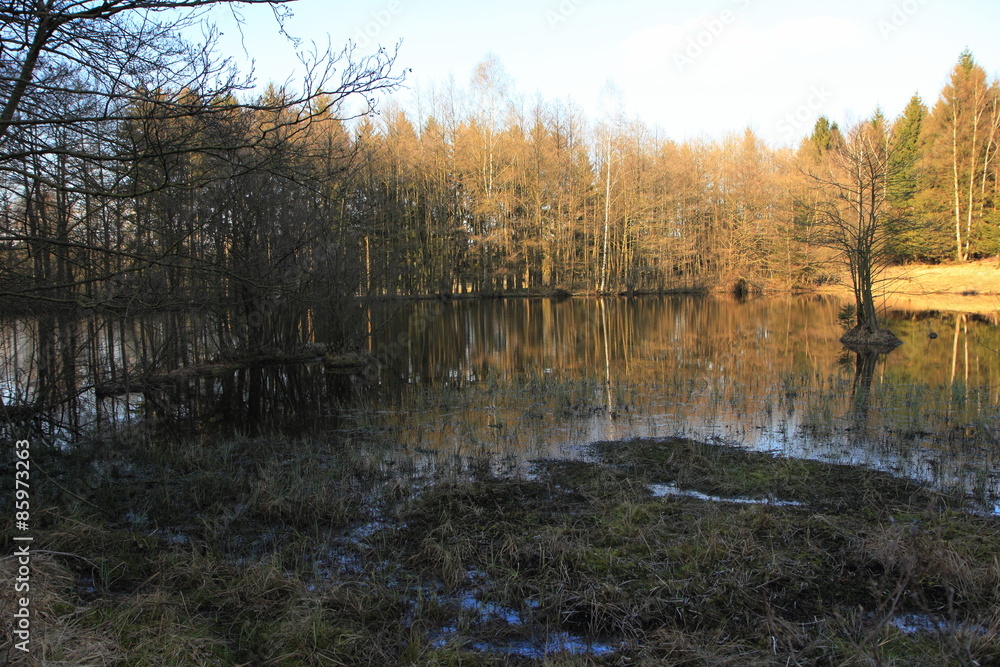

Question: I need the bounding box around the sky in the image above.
[204,0,1000,147]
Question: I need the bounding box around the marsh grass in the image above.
[350,358,1000,519]
[2,428,999,665]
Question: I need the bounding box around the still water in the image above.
[357,296,1000,509]
[3,295,1000,507]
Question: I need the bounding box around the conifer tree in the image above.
[886,95,930,260]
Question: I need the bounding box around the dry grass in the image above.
[2,433,998,665]
[0,554,121,665]
[817,258,1000,314]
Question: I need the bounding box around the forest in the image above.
[308,49,1000,300]
[1,2,999,352]
[4,5,1000,664]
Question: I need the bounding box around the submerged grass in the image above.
[1,430,999,665]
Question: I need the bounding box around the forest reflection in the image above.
[359,296,1000,502]
[368,296,1000,398]
[2,296,999,501]
[0,308,360,438]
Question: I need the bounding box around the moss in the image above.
[593,436,953,514]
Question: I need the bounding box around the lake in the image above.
[359,295,1000,510]
[3,295,999,511]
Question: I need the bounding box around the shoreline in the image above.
[814,259,1000,314]
[3,259,999,318]
[361,259,1000,316]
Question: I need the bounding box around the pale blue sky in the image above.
[208,0,1000,146]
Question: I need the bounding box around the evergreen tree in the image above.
[808,117,842,157]
[886,95,930,260]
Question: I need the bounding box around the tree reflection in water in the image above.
[1,297,998,504]
[846,346,889,437]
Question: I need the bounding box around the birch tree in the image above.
[920,50,996,261]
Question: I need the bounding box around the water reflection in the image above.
[847,348,881,434]
[2,296,999,506]
[359,296,1000,506]
[0,308,361,439]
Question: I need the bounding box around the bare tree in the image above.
[805,113,902,349]
[0,1,402,191]
[0,0,403,307]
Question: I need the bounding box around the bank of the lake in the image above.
[2,431,998,665]
[351,260,1000,333]
[814,258,1000,315]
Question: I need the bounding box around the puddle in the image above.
[424,577,619,658]
[306,519,407,579]
[966,498,1000,517]
[347,520,404,541]
[456,593,524,625]
[648,482,804,507]
[157,530,189,545]
[888,613,989,636]
[986,496,1000,517]
[430,626,618,659]
[465,633,619,659]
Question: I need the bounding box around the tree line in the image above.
[1,4,997,349]
[0,0,405,351]
[352,50,1000,299]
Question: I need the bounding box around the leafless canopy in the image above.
[805,116,900,339]
[0,0,403,193]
